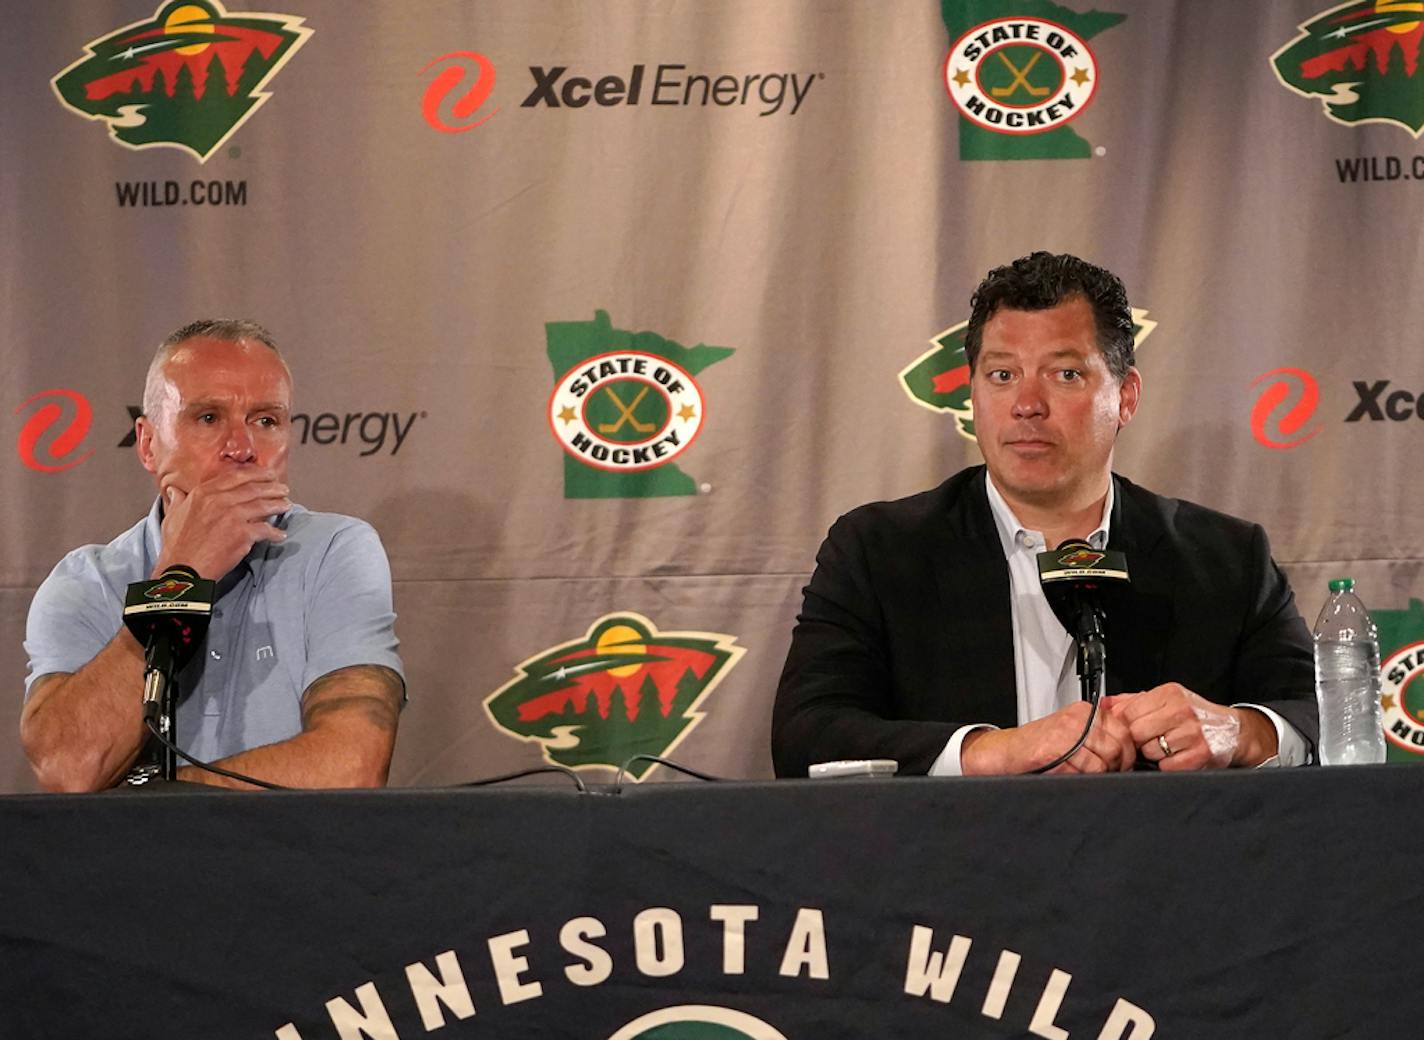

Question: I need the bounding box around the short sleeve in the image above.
[23,554,125,700]
[300,520,405,696]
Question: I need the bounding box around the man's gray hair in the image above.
[142,319,291,420]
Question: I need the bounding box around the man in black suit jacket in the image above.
[773,253,1318,778]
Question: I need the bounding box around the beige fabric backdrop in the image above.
[4,0,1423,792]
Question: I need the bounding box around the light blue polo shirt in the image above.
[24,499,405,764]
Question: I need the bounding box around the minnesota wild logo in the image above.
[898,309,1156,441]
[52,1,312,161]
[1272,1,1424,136]
[1060,549,1105,568]
[605,1005,790,1040]
[146,578,195,600]
[485,614,744,780]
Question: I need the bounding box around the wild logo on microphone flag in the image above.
[145,578,196,600]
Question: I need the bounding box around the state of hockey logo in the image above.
[944,17,1099,135]
[545,311,733,498]
[549,351,706,473]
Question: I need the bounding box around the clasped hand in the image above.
[152,469,290,580]
[964,683,1251,775]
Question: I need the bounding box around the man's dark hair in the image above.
[962,251,1135,380]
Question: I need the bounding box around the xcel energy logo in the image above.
[1250,368,1323,450]
[421,51,498,133]
[15,389,94,473]
[1250,367,1424,448]
[420,52,820,132]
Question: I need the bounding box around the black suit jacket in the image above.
[772,467,1319,777]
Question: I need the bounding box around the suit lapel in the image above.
[1105,475,1174,696]
[935,468,1019,727]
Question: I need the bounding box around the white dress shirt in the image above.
[929,477,1307,775]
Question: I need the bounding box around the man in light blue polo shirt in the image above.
[21,319,405,791]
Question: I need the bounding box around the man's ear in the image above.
[135,414,157,474]
[1117,367,1141,428]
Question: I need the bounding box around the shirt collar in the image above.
[983,473,1114,556]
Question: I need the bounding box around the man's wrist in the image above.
[150,553,207,579]
[960,728,1004,776]
[1230,706,1278,767]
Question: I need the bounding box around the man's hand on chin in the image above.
[1102,684,1279,770]
[153,469,291,580]
[962,700,1137,776]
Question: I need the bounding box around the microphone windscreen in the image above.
[123,569,217,672]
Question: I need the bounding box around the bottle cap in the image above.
[1329,577,1355,592]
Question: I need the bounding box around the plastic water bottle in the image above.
[1313,578,1386,765]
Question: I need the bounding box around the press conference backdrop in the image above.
[4,0,1423,794]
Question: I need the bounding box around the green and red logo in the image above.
[548,311,734,498]
[1377,598,1424,760]
[485,613,744,780]
[1060,549,1105,567]
[52,1,312,162]
[1272,1,1424,136]
[898,309,1156,441]
[606,1006,790,1040]
[941,1,1125,160]
[146,578,195,600]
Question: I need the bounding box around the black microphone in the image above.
[123,565,216,725]
[1036,540,1131,702]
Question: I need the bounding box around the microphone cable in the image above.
[133,732,718,793]
[139,717,288,790]
[612,754,726,793]
[1027,668,1107,776]
[456,766,587,793]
